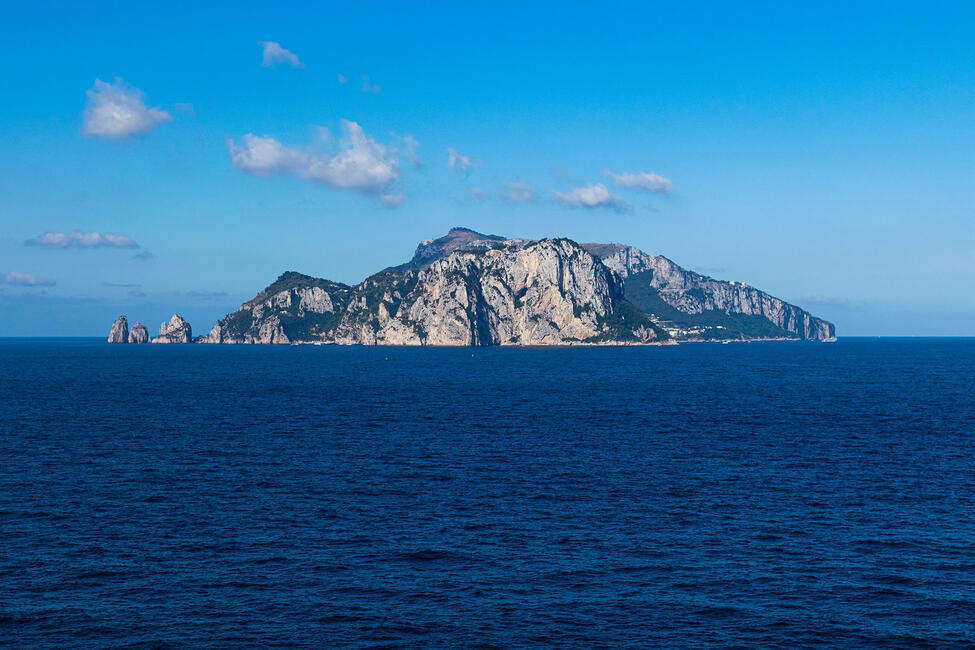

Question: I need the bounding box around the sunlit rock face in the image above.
[152,314,192,344]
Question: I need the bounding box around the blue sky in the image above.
[1,1,973,336]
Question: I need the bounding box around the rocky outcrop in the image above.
[107,315,128,343]
[152,314,192,344]
[128,322,150,343]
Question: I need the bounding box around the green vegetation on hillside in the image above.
[623,271,794,340]
[587,299,669,342]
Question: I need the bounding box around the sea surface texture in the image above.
[2,338,974,648]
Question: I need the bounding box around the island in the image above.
[108,228,835,345]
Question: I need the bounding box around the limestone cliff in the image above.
[152,314,192,344]
[334,238,661,345]
[107,315,128,343]
[204,238,665,346]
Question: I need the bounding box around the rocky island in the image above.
[108,228,835,345]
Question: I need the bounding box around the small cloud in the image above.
[379,193,405,208]
[337,73,348,84]
[605,169,674,195]
[227,120,402,200]
[132,250,156,261]
[448,147,477,173]
[3,271,55,287]
[128,290,147,298]
[499,181,536,203]
[258,41,304,68]
[398,134,422,168]
[361,75,381,94]
[553,183,627,212]
[26,230,140,249]
[103,282,140,288]
[470,187,488,198]
[82,79,172,139]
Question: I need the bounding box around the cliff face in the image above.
[586,244,835,340]
[152,314,192,344]
[107,315,128,343]
[205,238,666,346]
[334,238,661,345]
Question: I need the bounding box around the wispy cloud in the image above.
[82,79,172,139]
[470,186,488,198]
[26,231,139,249]
[448,147,477,173]
[3,271,55,286]
[103,282,140,288]
[499,181,536,203]
[227,120,402,201]
[379,193,405,208]
[361,75,381,94]
[605,169,674,195]
[553,183,626,212]
[399,134,422,168]
[337,73,348,84]
[258,41,304,68]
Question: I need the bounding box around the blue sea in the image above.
[2,338,974,648]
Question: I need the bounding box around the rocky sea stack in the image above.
[153,314,192,344]
[108,228,836,346]
[107,315,128,343]
[128,322,150,343]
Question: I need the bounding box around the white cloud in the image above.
[398,134,421,168]
[337,73,348,84]
[605,169,674,195]
[227,120,401,198]
[448,147,477,172]
[379,193,405,208]
[3,271,55,286]
[82,79,172,139]
[470,187,488,198]
[26,230,140,249]
[553,183,626,212]
[258,41,304,68]
[361,75,381,94]
[499,181,536,202]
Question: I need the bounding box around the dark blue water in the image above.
[2,339,974,648]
